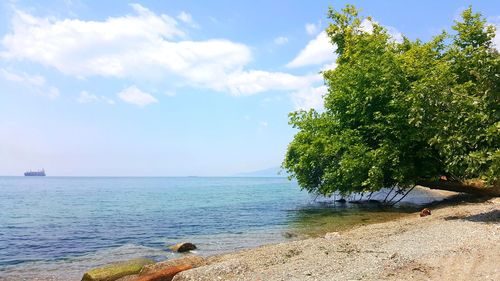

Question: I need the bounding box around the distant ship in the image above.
[24,169,46,176]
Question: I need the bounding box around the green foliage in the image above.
[283,5,499,196]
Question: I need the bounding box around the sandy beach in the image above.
[173,197,499,281]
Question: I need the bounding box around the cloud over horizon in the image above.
[0,5,250,84]
[0,3,330,110]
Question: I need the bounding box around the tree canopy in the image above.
[283,5,499,199]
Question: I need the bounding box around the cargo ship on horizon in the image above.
[24,169,46,176]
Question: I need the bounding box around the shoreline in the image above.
[1,190,497,280]
[173,196,499,281]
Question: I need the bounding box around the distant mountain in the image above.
[234,166,288,177]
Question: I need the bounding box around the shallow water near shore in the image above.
[0,177,451,280]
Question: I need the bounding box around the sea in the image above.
[0,177,450,280]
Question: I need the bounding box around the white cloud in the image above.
[285,18,404,109]
[386,26,403,43]
[290,85,327,111]
[260,121,268,127]
[359,18,374,33]
[117,86,158,107]
[77,90,115,104]
[320,61,337,72]
[1,4,251,87]
[274,36,288,45]
[222,70,322,96]
[494,30,500,51]
[305,22,320,35]
[101,96,116,104]
[177,11,192,23]
[177,11,199,28]
[77,91,98,103]
[489,18,500,51]
[164,91,176,97]
[0,4,331,106]
[0,68,45,86]
[0,68,59,99]
[288,18,404,70]
[46,87,60,99]
[360,18,403,43]
[287,31,336,68]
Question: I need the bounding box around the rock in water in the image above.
[81,258,154,281]
[420,208,432,217]
[169,243,196,253]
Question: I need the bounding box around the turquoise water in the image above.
[0,177,447,280]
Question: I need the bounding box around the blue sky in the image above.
[0,0,499,176]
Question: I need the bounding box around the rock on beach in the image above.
[113,256,205,281]
[81,258,154,281]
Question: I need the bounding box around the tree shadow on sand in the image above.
[444,209,500,223]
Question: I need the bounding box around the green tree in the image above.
[430,8,500,182]
[283,5,499,201]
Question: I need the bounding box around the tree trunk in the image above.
[416,180,500,197]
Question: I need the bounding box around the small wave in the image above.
[0,244,172,281]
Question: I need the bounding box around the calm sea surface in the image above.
[0,177,448,280]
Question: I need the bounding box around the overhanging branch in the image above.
[417,180,499,196]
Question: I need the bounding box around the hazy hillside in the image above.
[234,167,288,177]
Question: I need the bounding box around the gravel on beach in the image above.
[174,198,500,281]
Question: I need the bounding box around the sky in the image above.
[0,0,499,176]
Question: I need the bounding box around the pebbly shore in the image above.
[172,197,499,281]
